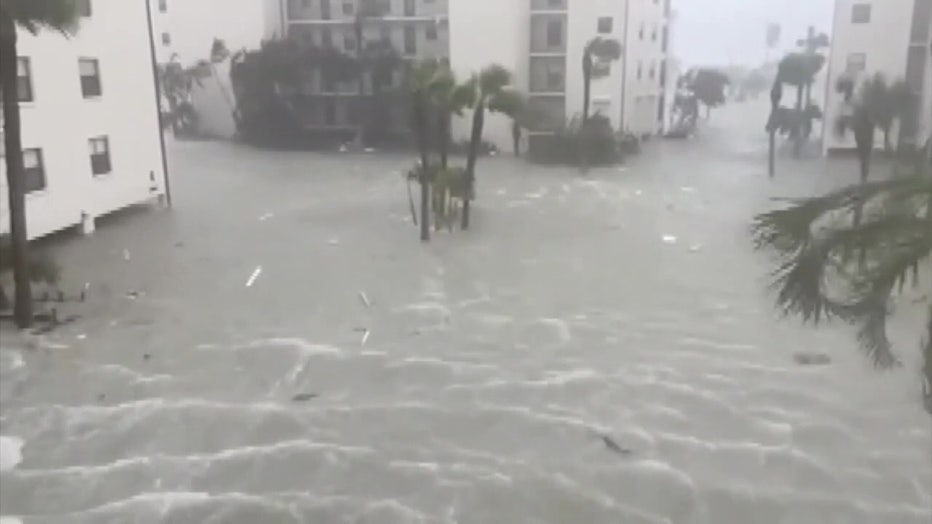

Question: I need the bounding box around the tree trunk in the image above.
[462,99,485,230]
[793,85,804,157]
[582,52,592,124]
[438,112,450,169]
[412,92,431,241]
[883,128,891,154]
[768,129,776,178]
[1,14,34,328]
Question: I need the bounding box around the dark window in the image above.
[344,32,356,51]
[321,27,333,47]
[546,20,562,47]
[637,61,642,79]
[342,1,353,15]
[659,59,666,86]
[23,148,46,193]
[79,58,102,98]
[159,0,167,13]
[639,23,644,40]
[320,0,331,19]
[89,136,111,176]
[546,68,563,90]
[380,25,391,43]
[547,0,561,7]
[17,57,33,102]
[661,26,668,51]
[851,3,871,23]
[651,26,657,41]
[404,25,416,54]
[649,62,655,79]
[161,32,171,45]
[324,100,336,124]
[658,95,665,122]
[426,22,437,41]
[76,0,92,17]
[404,0,415,16]
[597,17,612,34]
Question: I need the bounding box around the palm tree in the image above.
[776,52,825,157]
[766,77,783,178]
[428,62,473,169]
[858,74,913,154]
[1,0,78,328]
[752,156,932,414]
[461,64,522,230]
[406,58,446,241]
[581,37,622,124]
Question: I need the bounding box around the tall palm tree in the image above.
[752,156,932,414]
[857,74,913,154]
[1,0,78,328]
[766,76,783,178]
[428,62,473,169]
[406,58,446,241]
[777,52,825,157]
[581,37,621,124]
[462,64,521,230]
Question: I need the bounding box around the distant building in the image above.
[0,0,168,240]
[449,0,674,151]
[823,0,931,154]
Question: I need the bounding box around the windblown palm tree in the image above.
[462,64,521,230]
[581,37,621,124]
[752,155,932,414]
[428,63,473,169]
[776,52,825,156]
[857,74,913,153]
[405,58,448,241]
[1,0,79,328]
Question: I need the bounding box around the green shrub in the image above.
[528,115,622,166]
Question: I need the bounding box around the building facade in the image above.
[823,0,932,153]
[0,0,168,241]
[449,0,673,151]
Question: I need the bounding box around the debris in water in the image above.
[358,291,371,308]
[142,353,152,361]
[327,238,340,246]
[122,249,131,261]
[680,186,697,193]
[598,434,633,456]
[97,393,106,402]
[662,235,678,244]
[126,290,141,300]
[617,167,627,173]
[258,212,274,221]
[338,144,349,153]
[364,147,375,153]
[245,266,263,287]
[76,334,87,340]
[292,393,319,402]
[689,244,703,253]
[634,189,643,196]
[793,352,831,366]
[361,329,371,346]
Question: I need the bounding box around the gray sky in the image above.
[672,0,835,67]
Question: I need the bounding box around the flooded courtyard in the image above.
[1,104,930,523]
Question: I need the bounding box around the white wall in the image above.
[449,0,528,151]
[565,0,628,130]
[622,0,668,136]
[823,0,915,152]
[1,0,166,240]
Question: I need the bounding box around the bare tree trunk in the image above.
[412,92,431,241]
[1,13,34,328]
[768,129,776,178]
[793,85,804,157]
[462,99,485,230]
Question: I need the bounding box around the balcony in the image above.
[529,13,566,55]
[531,0,567,12]
[286,0,448,24]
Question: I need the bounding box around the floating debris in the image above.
[598,434,633,456]
[680,186,697,193]
[258,212,274,221]
[662,235,678,244]
[793,352,831,366]
[292,393,319,402]
[142,353,152,361]
[689,244,703,253]
[616,167,627,173]
[76,334,87,340]
[245,266,263,287]
[358,291,371,308]
[327,238,340,246]
[361,329,371,346]
[122,249,131,261]
[364,147,375,153]
[126,290,141,300]
[634,189,643,196]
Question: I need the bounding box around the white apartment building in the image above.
[0,0,168,241]
[449,0,673,151]
[823,0,932,154]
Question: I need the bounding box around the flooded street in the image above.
[2,104,930,523]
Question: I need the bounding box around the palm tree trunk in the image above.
[793,85,804,157]
[768,129,776,178]
[462,99,485,230]
[438,112,450,170]
[883,128,891,154]
[1,13,34,328]
[413,94,431,241]
[582,52,592,124]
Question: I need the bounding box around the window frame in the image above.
[88,136,112,176]
[22,148,47,194]
[78,58,102,98]
[17,57,34,103]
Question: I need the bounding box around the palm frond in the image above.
[587,37,622,61]
[2,0,79,35]
[478,64,511,94]
[921,304,932,414]
[488,89,522,116]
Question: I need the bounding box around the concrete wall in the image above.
[1,0,166,240]
[622,0,668,136]
[449,0,528,151]
[823,0,916,152]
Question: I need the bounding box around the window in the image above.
[597,17,613,34]
[342,1,353,15]
[161,32,171,46]
[344,32,356,51]
[639,23,644,40]
[324,99,336,125]
[659,59,666,86]
[380,25,391,43]
[320,0,331,19]
[79,58,102,97]
[637,61,643,79]
[649,62,655,79]
[23,149,46,194]
[546,67,563,90]
[17,57,33,102]
[851,3,871,23]
[89,136,111,175]
[661,26,669,51]
[547,0,562,7]
[76,0,91,17]
[404,0,415,16]
[426,23,438,41]
[321,27,333,47]
[546,20,562,47]
[158,0,167,13]
[651,25,657,41]
[845,52,866,73]
[403,25,416,54]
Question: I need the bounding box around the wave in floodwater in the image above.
[2,310,930,524]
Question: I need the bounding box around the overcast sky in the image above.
[672,0,836,67]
